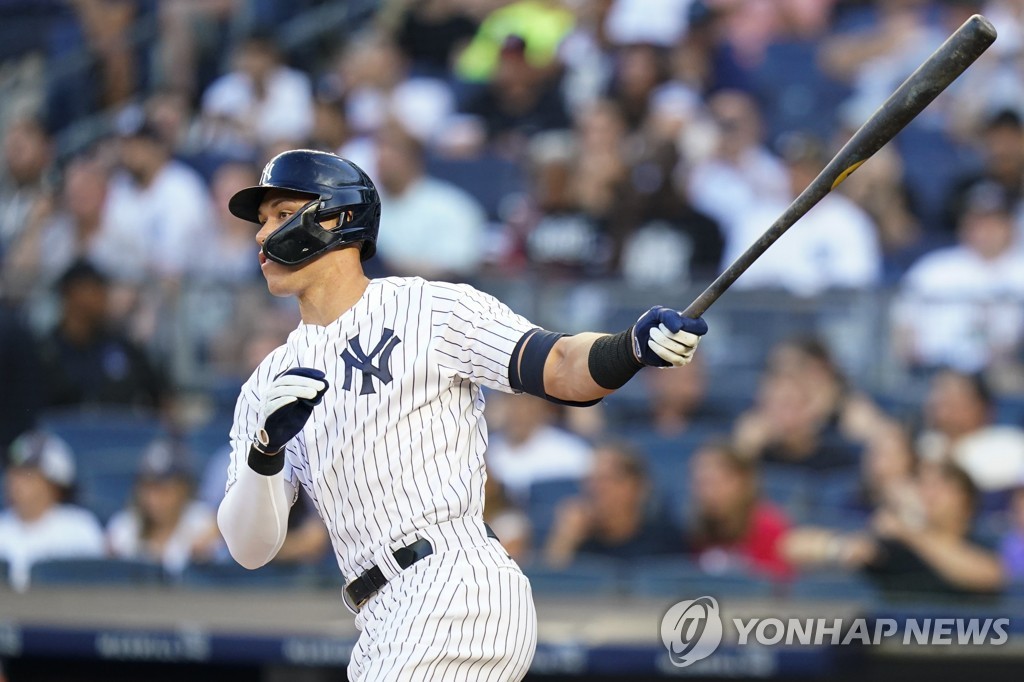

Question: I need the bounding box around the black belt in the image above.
[345,524,499,610]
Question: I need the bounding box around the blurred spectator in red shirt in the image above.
[685,440,792,579]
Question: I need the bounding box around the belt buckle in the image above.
[342,584,368,615]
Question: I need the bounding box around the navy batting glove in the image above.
[631,306,709,368]
[255,367,330,454]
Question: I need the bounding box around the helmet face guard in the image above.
[228,150,381,265]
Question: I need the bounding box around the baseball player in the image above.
[217,149,708,681]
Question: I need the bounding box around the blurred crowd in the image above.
[4,0,1024,601]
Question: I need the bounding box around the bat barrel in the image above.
[682,14,997,319]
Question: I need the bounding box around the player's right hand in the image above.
[631,306,708,368]
[255,367,329,454]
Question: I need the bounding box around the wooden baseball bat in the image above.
[681,13,997,318]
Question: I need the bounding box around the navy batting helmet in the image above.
[229,149,381,265]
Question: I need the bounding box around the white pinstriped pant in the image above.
[347,535,537,681]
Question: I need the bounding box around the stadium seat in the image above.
[38,408,167,522]
[178,561,320,590]
[29,558,165,587]
[786,571,880,603]
[526,478,582,547]
[626,557,775,599]
[759,465,814,521]
[522,556,622,595]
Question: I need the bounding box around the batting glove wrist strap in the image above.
[588,330,643,390]
[247,444,286,476]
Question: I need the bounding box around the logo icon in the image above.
[661,596,723,668]
[340,329,402,395]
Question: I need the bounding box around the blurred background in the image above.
[3,0,1024,680]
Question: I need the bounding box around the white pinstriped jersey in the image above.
[226,276,535,579]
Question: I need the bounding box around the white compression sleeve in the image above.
[217,460,294,569]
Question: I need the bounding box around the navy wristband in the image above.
[247,444,286,476]
[588,329,643,390]
[509,328,602,407]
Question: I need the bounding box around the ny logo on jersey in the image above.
[340,329,402,395]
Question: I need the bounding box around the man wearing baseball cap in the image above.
[0,431,104,590]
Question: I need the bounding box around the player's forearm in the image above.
[543,333,617,403]
[217,460,292,569]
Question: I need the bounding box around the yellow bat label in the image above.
[831,160,865,190]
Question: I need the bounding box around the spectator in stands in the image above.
[373,119,488,279]
[155,0,238,98]
[513,130,609,277]
[460,34,572,151]
[720,132,882,295]
[1001,479,1024,582]
[686,90,789,241]
[194,161,263,282]
[36,260,167,411]
[455,0,575,83]
[606,42,670,130]
[612,358,732,437]
[0,117,53,264]
[0,302,41,458]
[106,439,218,574]
[783,461,1005,598]
[849,420,920,518]
[732,339,864,471]
[544,441,683,567]
[102,113,214,282]
[486,394,593,503]
[0,431,105,591]
[684,440,792,579]
[3,156,113,287]
[200,31,315,152]
[387,0,480,78]
[484,473,531,564]
[895,181,1024,374]
[915,368,1024,494]
[833,133,923,281]
[819,0,948,127]
[614,99,725,285]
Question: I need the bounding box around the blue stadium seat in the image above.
[37,408,167,522]
[786,571,879,603]
[178,561,319,589]
[29,558,165,587]
[523,556,622,595]
[526,478,582,547]
[759,465,814,521]
[811,469,864,514]
[627,558,774,599]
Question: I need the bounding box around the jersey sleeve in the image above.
[429,282,536,393]
[226,356,301,504]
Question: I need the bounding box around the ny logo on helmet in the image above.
[340,329,402,395]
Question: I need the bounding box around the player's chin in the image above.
[262,269,299,297]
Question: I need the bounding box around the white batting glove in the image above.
[631,306,709,368]
[255,368,330,454]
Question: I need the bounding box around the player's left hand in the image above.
[631,306,708,368]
